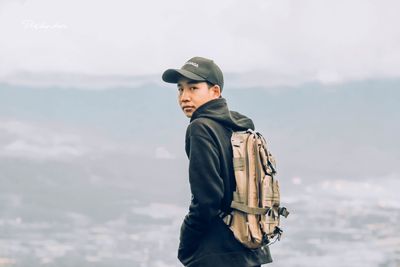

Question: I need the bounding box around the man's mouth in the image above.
[182,106,195,110]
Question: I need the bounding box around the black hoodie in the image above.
[178,98,272,267]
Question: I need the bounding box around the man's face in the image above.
[177,77,221,118]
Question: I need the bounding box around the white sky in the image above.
[1,0,400,86]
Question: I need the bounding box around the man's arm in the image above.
[179,133,223,255]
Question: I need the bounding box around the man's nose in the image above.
[180,89,190,101]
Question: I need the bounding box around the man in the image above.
[162,57,273,267]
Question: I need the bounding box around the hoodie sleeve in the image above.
[178,123,224,257]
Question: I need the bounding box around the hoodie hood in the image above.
[190,98,254,131]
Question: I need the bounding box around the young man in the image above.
[162,57,272,267]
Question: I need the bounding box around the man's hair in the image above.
[206,81,215,88]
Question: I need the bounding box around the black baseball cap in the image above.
[162,56,224,91]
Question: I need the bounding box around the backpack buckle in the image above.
[278,207,290,218]
[218,211,233,226]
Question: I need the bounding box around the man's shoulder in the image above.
[189,117,226,130]
[189,117,215,127]
[186,117,223,139]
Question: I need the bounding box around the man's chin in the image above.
[183,111,193,118]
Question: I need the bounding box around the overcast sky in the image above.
[1,0,400,87]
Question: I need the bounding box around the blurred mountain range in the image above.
[0,77,399,266]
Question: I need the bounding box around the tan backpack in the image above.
[220,129,289,249]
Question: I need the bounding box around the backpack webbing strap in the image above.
[231,200,269,215]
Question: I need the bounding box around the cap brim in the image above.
[162,69,206,83]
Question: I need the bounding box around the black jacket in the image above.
[178,98,273,267]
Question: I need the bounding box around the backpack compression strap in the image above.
[231,200,269,215]
[230,192,290,217]
[230,192,270,215]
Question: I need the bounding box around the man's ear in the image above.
[212,85,221,99]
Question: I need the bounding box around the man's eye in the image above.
[190,87,197,90]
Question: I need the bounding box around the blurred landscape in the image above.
[0,78,399,267]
